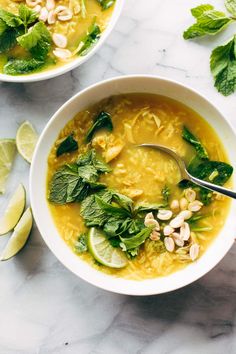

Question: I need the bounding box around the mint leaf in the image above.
[225,0,236,17]
[74,234,88,253]
[0,8,22,27]
[0,28,18,53]
[183,4,232,39]
[78,22,101,56]
[97,0,116,10]
[3,58,44,75]
[0,18,7,35]
[17,21,51,60]
[18,4,38,29]
[210,36,236,95]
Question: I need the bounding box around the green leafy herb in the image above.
[0,8,23,28]
[182,126,209,159]
[56,134,78,157]
[49,150,108,204]
[134,203,163,214]
[225,0,236,16]
[120,228,152,251]
[162,185,170,204]
[0,18,7,35]
[97,0,116,10]
[0,28,18,53]
[78,21,101,56]
[85,111,113,142]
[210,36,236,96]
[77,149,111,173]
[17,21,51,60]
[183,4,232,40]
[189,160,233,185]
[18,4,38,31]
[3,58,44,75]
[74,233,88,253]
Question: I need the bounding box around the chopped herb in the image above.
[161,185,170,204]
[182,126,209,160]
[134,203,164,214]
[183,4,232,40]
[85,111,113,142]
[77,149,111,173]
[56,134,78,157]
[0,8,23,28]
[97,0,116,10]
[18,4,38,31]
[74,233,88,253]
[78,21,101,56]
[0,28,18,53]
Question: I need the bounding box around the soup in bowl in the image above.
[0,0,123,82]
[30,76,236,295]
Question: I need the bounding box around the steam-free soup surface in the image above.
[47,94,231,280]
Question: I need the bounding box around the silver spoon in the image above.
[139,144,236,199]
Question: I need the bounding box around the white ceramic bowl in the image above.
[0,0,124,83]
[30,75,236,295]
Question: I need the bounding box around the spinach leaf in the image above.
[85,111,113,142]
[3,58,44,75]
[17,21,51,60]
[74,233,88,253]
[120,228,152,251]
[18,4,38,30]
[162,185,170,204]
[78,22,101,56]
[97,0,116,10]
[210,36,236,96]
[56,134,78,157]
[182,126,209,159]
[225,0,236,17]
[189,160,233,185]
[183,4,232,40]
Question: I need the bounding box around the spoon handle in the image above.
[189,175,236,199]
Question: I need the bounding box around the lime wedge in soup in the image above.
[0,139,16,194]
[88,227,128,268]
[16,121,38,163]
[1,207,33,261]
[0,184,26,235]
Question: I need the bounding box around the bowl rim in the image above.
[30,75,236,295]
[0,0,124,83]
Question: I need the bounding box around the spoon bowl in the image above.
[139,143,236,200]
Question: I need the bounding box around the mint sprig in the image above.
[184,2,236,96]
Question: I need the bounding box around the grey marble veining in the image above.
[1,0,236,353]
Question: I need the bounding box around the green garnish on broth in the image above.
[56,134,78,157]
[97,0,116,10]
[180,126,233,204]
[85,111,113,142]
[78,21,101,56]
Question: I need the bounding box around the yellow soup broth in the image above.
[47,94,231,280]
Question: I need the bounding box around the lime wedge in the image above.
[0,184,26,235]
[0,207,33,261]
[16,121,38,163]
[88,227,128,268]
[0,139,16,194]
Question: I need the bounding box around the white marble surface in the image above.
[1,0,236,353]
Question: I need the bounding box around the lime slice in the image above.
[0,184,26,235]
[0,139,16,194]
[0,207,33,261]
[88,227,128,268]
[16,121,38,163]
